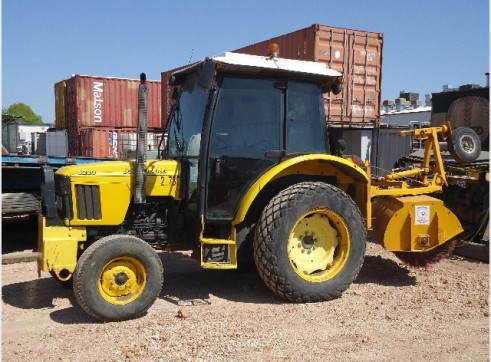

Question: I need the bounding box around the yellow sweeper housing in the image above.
[372,195,463,252]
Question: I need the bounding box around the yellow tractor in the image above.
[38,51,480,321]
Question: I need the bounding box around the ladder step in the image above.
[200,238,237,269]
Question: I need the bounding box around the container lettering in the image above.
[93,82,104,123]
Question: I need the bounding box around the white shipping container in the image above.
[31,132,43,155]
[46,130,69,156]
[342,129,373,162]
[2,123,19,153]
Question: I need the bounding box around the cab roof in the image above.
[171,52,341,86]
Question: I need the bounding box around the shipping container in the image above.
[2,123,19,154]
[2,123,51,155]
[66,124,162,157]
[34,133,47,155]
[55,81,67,129]
[46,129,68,157]
[75,127,163,159]
[329,127,374,162]
[371,127,412,177]
[55,75,162,130]
[161,24,383,125]
[430,87,489,150]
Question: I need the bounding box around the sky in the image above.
[2,0,489,124]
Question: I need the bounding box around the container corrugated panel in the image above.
[54,81,67,129]
[67,125,162,157]
[67,126,79,157]
[75,127,162,158]
[61,75,162,130]
[235,24,383,125]
[46,130,68,157]
[372,127,412,177]
[1,123,19,154]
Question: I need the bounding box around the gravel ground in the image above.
[2,241,489,362]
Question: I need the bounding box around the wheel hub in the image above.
[114,272,130,286]
[461,135,475,153]
[98,257,147,304]
[301,233,316,250]
[288,212,343,277]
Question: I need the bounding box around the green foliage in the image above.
[2,103,43,124]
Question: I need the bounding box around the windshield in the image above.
[167,72,209,158]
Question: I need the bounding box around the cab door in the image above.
[205,76,283,220]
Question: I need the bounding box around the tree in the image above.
[2,103,43,124]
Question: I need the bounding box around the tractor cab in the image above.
[164,52,343,253]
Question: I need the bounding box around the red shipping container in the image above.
[75,127,163,158]
[55,75,162,130]
[161,24,383,125]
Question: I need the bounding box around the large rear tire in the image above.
[73,235,164,322]
[254,182,366,302]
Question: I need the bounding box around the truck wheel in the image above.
[254,182,366,302]
[73,235,163,322]
[447,127,481,164]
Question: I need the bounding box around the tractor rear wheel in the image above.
[254,182,366,302]
[73,235,163,322]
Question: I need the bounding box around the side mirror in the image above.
[171,87,179,100]
[331,83,342,95]
[198,60,216,91]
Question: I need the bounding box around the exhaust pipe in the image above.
[134,73,148,204]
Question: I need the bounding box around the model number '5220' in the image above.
[77,169,96,175]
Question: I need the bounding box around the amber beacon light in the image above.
[267,43,280,58]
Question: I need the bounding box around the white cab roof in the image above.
[172,52,341,83]
[212,52,341,78]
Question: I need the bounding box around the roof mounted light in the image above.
[267,43,280,59]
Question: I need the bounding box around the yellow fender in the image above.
[233,154,369,225]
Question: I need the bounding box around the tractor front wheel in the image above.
[254,182,366,302]
[73,235,164,322]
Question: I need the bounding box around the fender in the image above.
[233,154,369,225]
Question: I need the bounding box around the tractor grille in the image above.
[75,185,102,220]
[55,175,74,220]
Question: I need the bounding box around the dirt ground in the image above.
[2,227,489,362]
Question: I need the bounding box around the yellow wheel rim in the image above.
[288,209,350,282]
[98,257,147,305]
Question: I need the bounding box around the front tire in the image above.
[73,235,164,321]
[254,182,366,302]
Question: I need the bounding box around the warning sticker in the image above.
[415,205,430,225]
